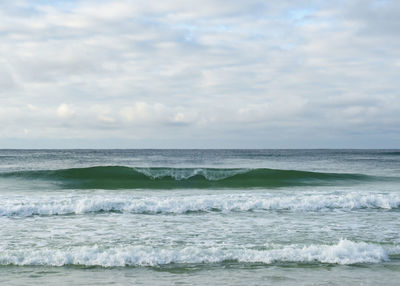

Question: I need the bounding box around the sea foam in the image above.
[1,192,400,217]
[0,239,390,267]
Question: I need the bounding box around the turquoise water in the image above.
[1,149,400,285]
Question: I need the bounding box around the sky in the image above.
[0,0,399,148]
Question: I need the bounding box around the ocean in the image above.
[0,149,399,285]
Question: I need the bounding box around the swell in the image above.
[0,240,392,267]
[382,151,400,155]
[0,166,377,189]
[2,192,400,217]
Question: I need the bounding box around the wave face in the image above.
[1,166,375,189]
[0,240,390,267]
[1,192,400,217]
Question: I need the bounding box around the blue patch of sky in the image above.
[33,2,74,12]
[286,7,317,26]
[18,0,80,16]
[371,0,391,8]
[286,5,339,31]
[288,7,315,21]
[174,24,197,42]
[33,0,80,8]
[173,23,234,43]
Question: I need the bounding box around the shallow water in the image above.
[1,149,400,285]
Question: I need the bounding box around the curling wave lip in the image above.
[0,166,384,189]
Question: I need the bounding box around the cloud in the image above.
[57,103,75,119]
[120,102,196,125]
[0,0,399,147]
[120,102,165,123]
[90,105,115,123]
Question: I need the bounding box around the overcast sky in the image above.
[0,0,399,148]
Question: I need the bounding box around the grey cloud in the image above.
[0,0,399,148]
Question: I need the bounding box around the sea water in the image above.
[0,149,399,285]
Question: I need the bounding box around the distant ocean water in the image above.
[0,149,400,285]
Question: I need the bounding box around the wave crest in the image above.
[0,240,390,267]
[1,192,400,217]
[1,166,375,189]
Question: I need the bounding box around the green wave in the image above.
[0,166,378,189]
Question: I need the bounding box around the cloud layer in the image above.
[1,0,399,148]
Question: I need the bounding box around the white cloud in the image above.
[27,104,38,111]
[120,102,165,123]
[57,104,75,119]
[172,112,186,123]
[90,105,116,123]
[0,0,399,147]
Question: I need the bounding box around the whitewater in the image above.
[1,149,400,285]
[1,191,400,216]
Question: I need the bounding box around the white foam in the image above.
[1,192,400,217]
[134,167,248,180]
[0,239,390,267]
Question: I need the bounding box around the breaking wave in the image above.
[0,240,391,267]
[0,166,377,189]
[1,192,400,217]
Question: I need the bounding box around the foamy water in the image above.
[1,149,400,285]
[0,240,390,267]
[1,191,400,217]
